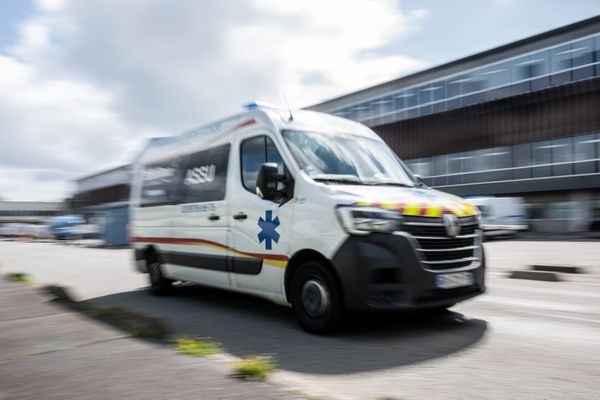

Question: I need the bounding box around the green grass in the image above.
[233,356,275,380]
[6,273,29,284]
[176,338,222,357]
[127,321,168,340]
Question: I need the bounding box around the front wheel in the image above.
[147,258,173,296]
[290,261,345,334]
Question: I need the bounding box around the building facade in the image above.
[70,164,132,246]
[310,16,600,232]
[0,201,65,224]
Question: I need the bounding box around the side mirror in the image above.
[256,163,282,201]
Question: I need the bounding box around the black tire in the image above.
[147,256,173,296]
[290,261,345,334]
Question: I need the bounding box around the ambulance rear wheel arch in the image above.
[284,249,344,305]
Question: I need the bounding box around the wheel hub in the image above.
[301,279,329,317]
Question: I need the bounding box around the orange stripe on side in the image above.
[131,236,289,265]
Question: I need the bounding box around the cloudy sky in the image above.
[1,0,599,201]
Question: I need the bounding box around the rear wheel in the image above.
[147,256,172,295]
[290,261,345,334]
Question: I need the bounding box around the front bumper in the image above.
[330,232,486,311]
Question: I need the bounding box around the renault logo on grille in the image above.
[442,213,460,237]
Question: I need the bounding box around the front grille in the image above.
[424,249,474,262]
[403,218,478,237]
[417,237,474,249]
[404,215,480,271]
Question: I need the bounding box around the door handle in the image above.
[208,214,220,221]
[233,212,247,221]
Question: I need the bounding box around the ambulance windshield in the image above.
[281,129,417,187]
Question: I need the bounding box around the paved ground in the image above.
[1,239,600,399]
[0,279,302,400]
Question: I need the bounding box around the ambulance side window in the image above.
[241,136,284,194]
[177,143,230,203]
[140,159,178,207]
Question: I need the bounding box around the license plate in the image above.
[436,272,474,289]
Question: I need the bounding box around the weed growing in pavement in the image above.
[232,356,275,380]
[41,285,76,302]
[176,338,222,357]
[127,320,168,339]
[5,272,30,284]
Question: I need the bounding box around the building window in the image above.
[547,201,575,220]
[551,137,573,176]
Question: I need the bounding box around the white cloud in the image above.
[0,56,149,200]
[1,0,428,200]
[37,0,66,13]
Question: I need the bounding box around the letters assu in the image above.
[184,164,216,185]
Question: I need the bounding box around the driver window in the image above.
[241,136,284,193]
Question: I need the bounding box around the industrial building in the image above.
[73,17,600,234]
[69,164,131,246]
[309,16,600,232]
[0,201,65,224]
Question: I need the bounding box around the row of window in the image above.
[0,210,63,217]
[330,34,600,126]
[140,137,285,206]
[527,201,600,220]
[406,132,600,187]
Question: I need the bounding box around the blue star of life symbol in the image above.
[258,210,280,250]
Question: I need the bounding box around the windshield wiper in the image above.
[313,178,363,185]
[363,181,414,187]
[314,178,414,187]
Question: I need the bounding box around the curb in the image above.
[531,264,586,274]
[509,270,562,282]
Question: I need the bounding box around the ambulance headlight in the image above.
[336,206,402,235]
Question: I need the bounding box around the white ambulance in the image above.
[130,103,486,333]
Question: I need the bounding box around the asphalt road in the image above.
[1,239,599,399]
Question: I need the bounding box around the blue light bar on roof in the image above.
[243,101,285,111]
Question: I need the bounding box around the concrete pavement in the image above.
[1,240,600,399]
[0,279,301,400]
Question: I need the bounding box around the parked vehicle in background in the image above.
[28,224,52,239]
[464,196,528,238]
[73,223,101,239]
[0,223,52,239]
[0,223,23,238]
[47,216,85,240]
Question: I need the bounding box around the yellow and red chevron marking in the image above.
[131,236,288,268]
[354,201,477,217]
